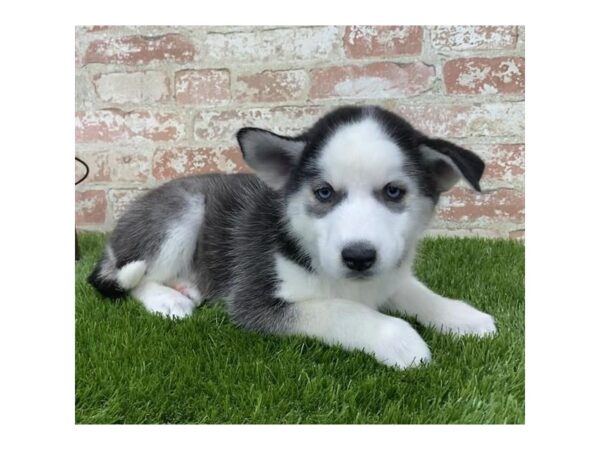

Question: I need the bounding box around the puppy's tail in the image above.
[88,247,146,300]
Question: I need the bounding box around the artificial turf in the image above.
[75,232,524,424]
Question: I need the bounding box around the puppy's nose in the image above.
[341,243,377,272]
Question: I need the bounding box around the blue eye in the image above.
[384,183,405,201]
[314,185,334,202]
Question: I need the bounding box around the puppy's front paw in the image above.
[432,300,497,337]
[374,319,432,369]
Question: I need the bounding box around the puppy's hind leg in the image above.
[131,281,196,319]
[132,192,206,318]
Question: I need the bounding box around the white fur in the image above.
[386,275,497,337]
[116,260,147,290]
[276,254,495,366]
[290,298,431,369]
[275,253,399,309]
[276,251,431,368]
[131,281,195,319]
[145,195,205,283]
[319,119,406,188]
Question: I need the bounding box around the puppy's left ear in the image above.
[420,138,485,192]
[237,127,305,190]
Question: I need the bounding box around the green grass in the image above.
[75,232,524,424]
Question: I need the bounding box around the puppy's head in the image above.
[237,106,484,279]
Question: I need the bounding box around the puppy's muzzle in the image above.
[341,242,377,272]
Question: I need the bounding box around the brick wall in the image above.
[75,26,525,238]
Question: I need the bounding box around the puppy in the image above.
[89,105,496,369]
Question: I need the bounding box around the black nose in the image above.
[341,243,377,272]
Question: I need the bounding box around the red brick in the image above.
[310,62,434,99]
[93,71,171,104]
[175,70,230,105]
[152,147,249,180]
[444,57,525,95]
[430,26,518,51]
[480,144,525,183]
[235,70,308,103]
[194,106,325,144]
[75,151,110,183]
[437,187,524,222]
[75,109,185,143]
[343,26,422,58]
[395,103,524,138]
[76,189,107,225]
[84,34,195,65]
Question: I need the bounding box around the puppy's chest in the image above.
[274,254,398,309]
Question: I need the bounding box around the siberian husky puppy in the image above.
[88,105,496,369]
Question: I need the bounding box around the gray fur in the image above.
[90,173,299,332]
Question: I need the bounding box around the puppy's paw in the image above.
[145,292,195,319]
[374,319,432,369]
[431,300,497,337]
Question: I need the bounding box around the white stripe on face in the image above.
[317,118,406,192]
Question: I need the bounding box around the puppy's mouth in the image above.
[345,269,376,280]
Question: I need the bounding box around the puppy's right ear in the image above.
[236,128,305,190]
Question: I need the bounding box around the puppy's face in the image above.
[237,106,485,280]
[286,119,435,278]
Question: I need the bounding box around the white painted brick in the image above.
[202,27,340,63]
[93,71,171,104]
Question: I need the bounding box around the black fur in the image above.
[421,138,485,192]
[87,259,127,299]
